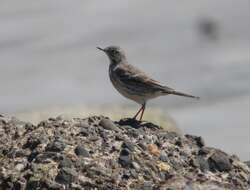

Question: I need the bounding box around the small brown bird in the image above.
[97,46,199,121]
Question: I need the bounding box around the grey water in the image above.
[0,1,250,160]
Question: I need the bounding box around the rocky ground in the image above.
[0,114,250,190]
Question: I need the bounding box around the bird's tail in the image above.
[170,90,200,99]
[164,87,200,99]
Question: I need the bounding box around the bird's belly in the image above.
[109,76,144,104]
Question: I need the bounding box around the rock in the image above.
[122,141,135,152]
[131,161,141,171]
[208,150,232,172]
[198,147,211,155]
[119,148,132,167]
[185,134,205,147]
[58,156,73,168]
[35,152,62,163]
[148,144,160,157]
[23,136,47,150]
[26,178,40,190]
[55,167,77,185]
[197,156,210,172]
[157,161,171,172]
[138,141,147,150]
[74,145,90,157]
[159,152,168,162]
[45,140,66,152]
[15,163,26,171]
[99,118,119,131]
[79,127,89,136]
[117,118,141,128]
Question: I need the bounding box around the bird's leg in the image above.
[133,104,144,120]
[139,103,146,121]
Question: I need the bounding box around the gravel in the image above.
[0,115,249,190]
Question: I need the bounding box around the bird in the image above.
[97,46,199,121]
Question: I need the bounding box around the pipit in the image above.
[97,46,199,121]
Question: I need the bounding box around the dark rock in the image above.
[208,150,232,172]
[45,140,66,152]
[119,148,132,167]
[35,152,62,163]
[23,136,47,150]
[198,147,211,155]
[185,134,205,147]
[55,167,77,185]
[117,118,141,128]
[74,145,90,157]
[198,156,210,172]
[122,141,135,152]
[28,151,39,162]
[174,138,183,147]
[99,118,119,131]
[26,179,40,190]
[118,118,161,130]
[24,122,36,131]
[58,156,73,168]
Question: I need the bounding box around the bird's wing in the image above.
[114,64,174,93]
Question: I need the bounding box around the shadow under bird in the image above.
[97,46,199,121]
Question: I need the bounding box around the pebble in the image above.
[99,118,119,131]
[119,148,132,167]
[122,141,135,152]
[23,136,47,150]
[58,156,73,168]
[15,163,26,171]
[157,161,171,172]
[185,134,205,147]
[159,151,169,162]
[55,167,77,185]
[197,156,210,172]
[45,140,66,152]
[208,150,232,172]
[148,144,160,157]
[131,161,141,171]
[74,145,90,157]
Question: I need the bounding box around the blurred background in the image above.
[0,1,249,160]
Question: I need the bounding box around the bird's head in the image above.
[97,46,127,64]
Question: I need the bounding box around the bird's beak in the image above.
[97,47,105,52]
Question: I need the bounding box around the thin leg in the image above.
[139,103,146,121]
[133,104,144,120]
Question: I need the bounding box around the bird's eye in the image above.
[111,50,116,54]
